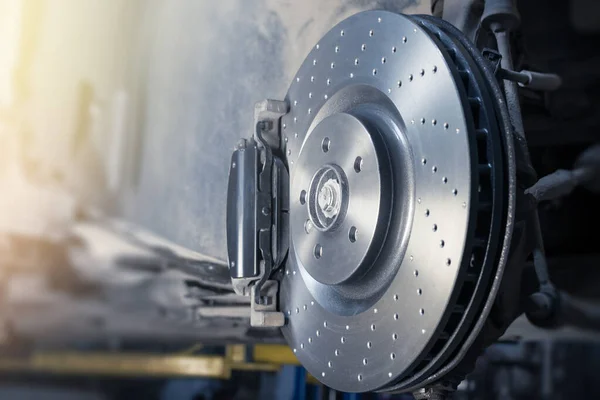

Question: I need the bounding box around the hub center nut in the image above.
[318,179,341,217]
[308,164,348,232]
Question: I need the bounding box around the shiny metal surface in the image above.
[291,113,384,286]
[280,11,476,392]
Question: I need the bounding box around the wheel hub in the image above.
[292,112,388,286]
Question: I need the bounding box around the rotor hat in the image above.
[292,113,388,286]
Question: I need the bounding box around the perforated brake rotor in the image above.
[279,11,508,393]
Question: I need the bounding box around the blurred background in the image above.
[1,0,599,399]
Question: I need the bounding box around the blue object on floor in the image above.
[343,393,360,400]
[293,366,307,400]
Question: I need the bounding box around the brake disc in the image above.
[278,10,511,392]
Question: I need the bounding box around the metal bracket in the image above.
[250,280,285,327]
[254,99,288,151]
[226,99,289,327]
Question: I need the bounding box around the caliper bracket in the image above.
[226,99,289,327]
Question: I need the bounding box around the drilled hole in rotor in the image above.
[314,244,323,259]
[354,156,363,173]
[321,137,331,153]
[349,226,358,243]
[300,190,307,205]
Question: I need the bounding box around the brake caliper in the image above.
[226,99,289,327]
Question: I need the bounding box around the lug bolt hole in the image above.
[349,226,358,243]
[300,190,307,205]
[354,156,363,173]
[321,137,331,153]
[304,219,312,234]
[314,244,323,259]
